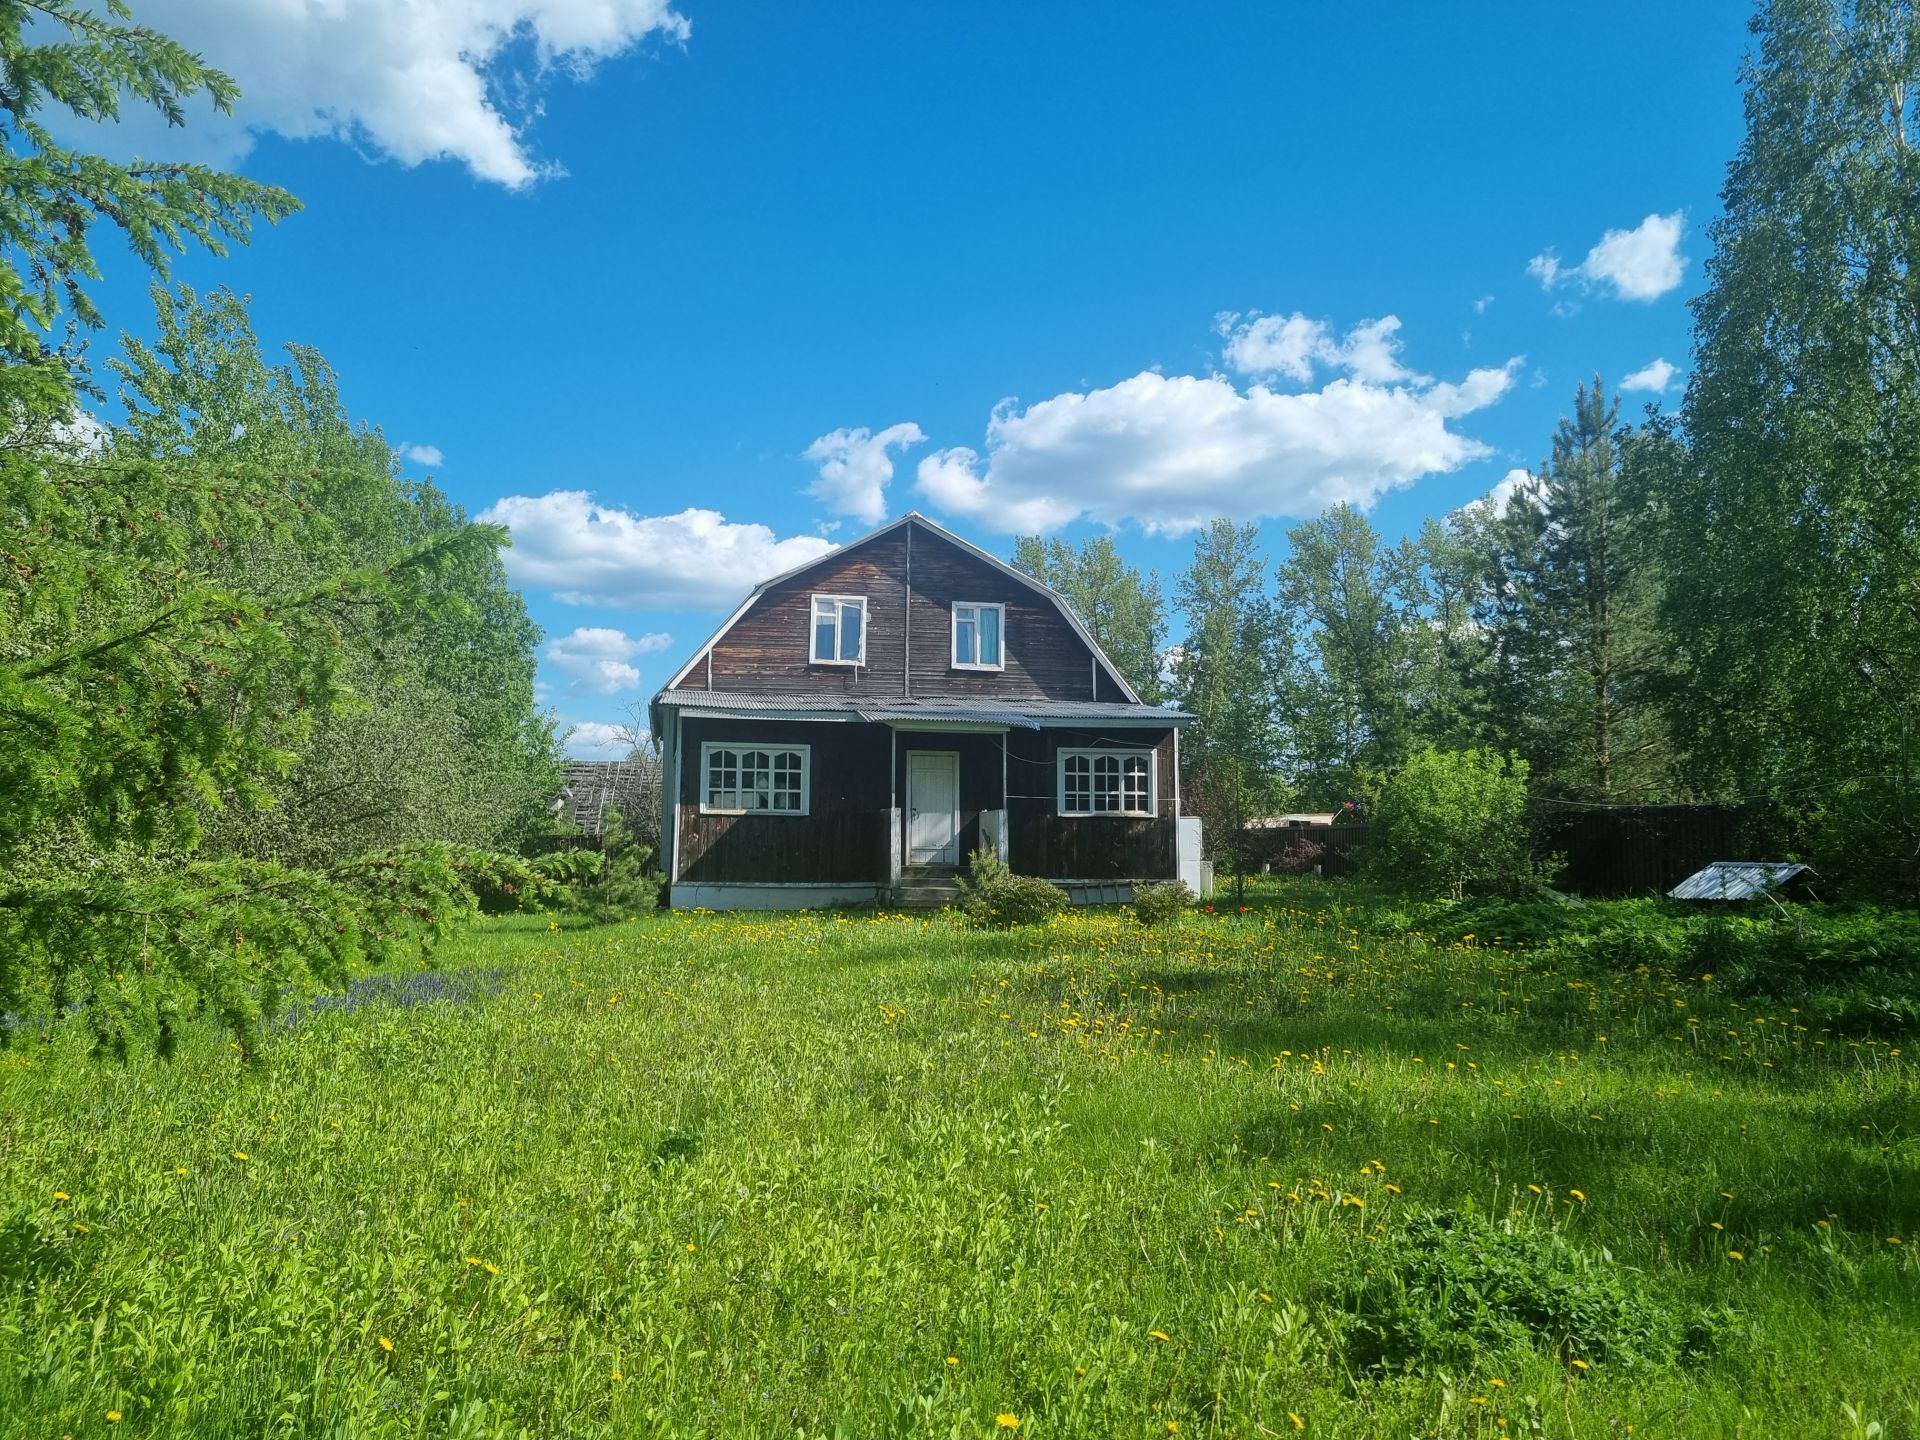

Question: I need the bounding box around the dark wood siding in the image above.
[670,520,1130,703]
[675,719,888,884]
[891,730,1006,860]
[1005,727,1178,879]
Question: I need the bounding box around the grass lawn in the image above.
[2,884,1915,1437]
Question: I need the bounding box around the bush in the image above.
[1270,837,1326,876]
[955,848,1068,927]
[579,810,659,921]
[1131,880,1193,926]
[1336,1208,1729,1375]
[1363,747,1543,899]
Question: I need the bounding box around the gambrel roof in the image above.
[656,511,1142,702]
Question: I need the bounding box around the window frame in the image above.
[1056,746,1157,818]
[699,741,812,817]
[951,600,1007,671]
[809,593,868,666]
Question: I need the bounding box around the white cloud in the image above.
[546,625,672,695]
[915,340,1521,537]
[478,493,836,610]
[60,1,689,188]
[1621,357,1679,393]
[1529,212,1687,302]
[1464,467,1545,518]
[803,422,927,525]
[563,720,632,760]
[1217,312,1424,385]
[399,442,444,466]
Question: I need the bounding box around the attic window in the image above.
[952,602,1004,669]
[811,594,866,665]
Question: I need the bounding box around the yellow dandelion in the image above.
[685,1242,698,1252]
[1257,1291,1273,1303]
[1490,1378,1506,1388]
[464,1256,481,1266]
[1149,1329,1171,1342]
[1569,1189,1587,1202]
[1570,1358,1590,1371]
[232,1151,248,1161]
[1527,1184,1543,1195]
[612,1368,624,1382]
[946,1356,959,1366]
[174,1167,188,1176]
[106,1412,122,1424]
[1167,1425,1181,1435]
[485,1262,499,1275]
[1728,1250,1744,1261]
[1289,1413,1306,1431]
[996,1415,1021,1430]
[1889,1236,1904,1245]
[72,1222,91,1234]
[52,1190,69,1201]
[378,1336,394,1352]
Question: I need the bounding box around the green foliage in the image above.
[1363,746,1541,899]
[1011,533,1168,701]
[0,408,555,1053]
[1129,879,1193,926]
[1337,1208,1729,1374]
[579,811,659,921]
[1659,0,1920,899]
[0,844,573,1059]
[110,286,561,868]
[1176,519,1283,901]
[0,901,1911,1435]
[955,846,1067,927]
[1450,379,1670,801]
[0,0,297,400]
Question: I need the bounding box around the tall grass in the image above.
[1,886,1914,1436]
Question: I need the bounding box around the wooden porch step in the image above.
[893,878,964,910]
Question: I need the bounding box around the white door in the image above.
[906,751,961,866]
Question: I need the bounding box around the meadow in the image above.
[1,884,1915,1438]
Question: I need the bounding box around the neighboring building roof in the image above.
[657,511,1141,704]
[653,689,1190,729]
[1668,861,1810,901]
[551,759,656,839]
[1247,813,1339,828]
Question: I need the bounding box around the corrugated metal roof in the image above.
[654,690,1189,726]
[1668,861,1809,901]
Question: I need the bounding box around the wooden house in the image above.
[647,513,1200,908]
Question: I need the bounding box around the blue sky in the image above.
[75,2,1754,755]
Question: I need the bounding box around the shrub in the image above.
[1335,1209,1729,1375]
[955,848,1068,927]
[579,810,659,921]
[1270,837,1325,876]
[1131,880,1193,926]
[1363,747,1542,899]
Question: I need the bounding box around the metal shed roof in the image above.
[653,690,1189,728]
[1668,861,1810,901]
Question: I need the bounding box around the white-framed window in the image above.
[1057,747,1156,817]
[810,594,866,665]
[952,601,1005,670]
[701,742,811,815]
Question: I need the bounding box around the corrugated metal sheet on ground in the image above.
[1668,861,1809,901]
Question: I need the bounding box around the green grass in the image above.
[2,884,1916,1437]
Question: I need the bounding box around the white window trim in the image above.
[951,600,1007,671]
[1056,746,1157,818]
[699,741,812,817]
[809,593,867,666]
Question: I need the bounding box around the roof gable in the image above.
[658,513,1141,703]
